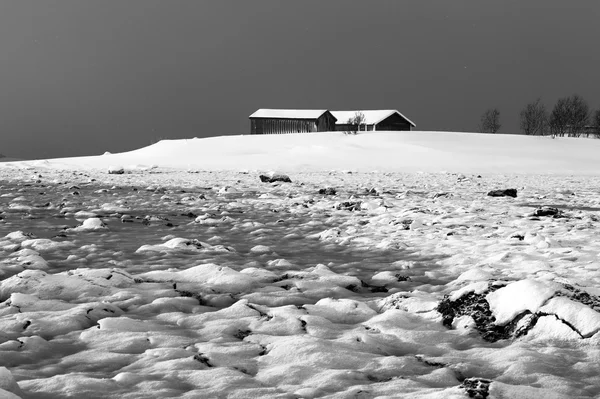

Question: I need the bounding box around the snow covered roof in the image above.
[249,109,333,120]
[330,110,416,127]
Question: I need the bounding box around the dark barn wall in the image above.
[334,124,373,132]
[316,112,337,132]
[376,113,413,131]
[250,118,317,134]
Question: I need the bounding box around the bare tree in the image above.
[478,108,501,133]
[345,111,366,135]
[519,98,548,135]
[549,94,589,137]
[593,109,600,138]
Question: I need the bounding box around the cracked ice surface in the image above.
[0,168,599,398]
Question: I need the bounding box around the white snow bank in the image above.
[2,131,600,174]
[486,280,560,325]
[70,217,107,231]
[138,263,259,293]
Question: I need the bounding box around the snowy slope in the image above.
[1,131,600,398]
[3,131,600,175]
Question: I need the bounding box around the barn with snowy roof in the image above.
[331,110,416,132]
[249,109,337,134]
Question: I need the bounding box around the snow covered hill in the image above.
[3,131,600,174]
[1,131,600,398]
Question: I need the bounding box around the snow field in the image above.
[0,164,599,397]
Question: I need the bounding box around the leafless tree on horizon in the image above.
[478,108,501,133]
[520,98,548,136]
[549,94,589,138]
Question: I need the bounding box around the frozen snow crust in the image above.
[1,132,600,397]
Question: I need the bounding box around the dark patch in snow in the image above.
[318,187,337,195]
[415,355,447,369]
[335,201,362,211]
[460,378,492,399]
[259,174,292,183]
[345,284,361,293]
[432,192,452,199]
[366,374,392,383]
[559,284,600,311]
[356,279,389,293]
[246,303,272,320]
[532,206,564,218]
[438,288,540,342]
[233,329,252,340]
[299,319,307,332]
[23,320,31,330]
[193,354,213,367]
[389,218,412,230]
[395,274,411,282]
[487,189,517,198]
[258,345,268,356]
[176,289,204,305]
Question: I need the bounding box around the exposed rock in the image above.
[437,288,539,342]
[318,187,337,195]
[487,189,517,198]
[108,166,125,175]
[335,201,362,211]
[532,206,563,217]
[259,174,292,183]
[461,377,492,399]
[432,192,452,199]
[559,284,600,311]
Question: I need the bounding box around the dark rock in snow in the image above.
[559,284,600,311]
[395,274,411,282]
[487,189,517,198]
[389,218,412,230]
[432,192,452,199]
[335,201,362,211]
[108,167,125,175]
[318,187,337,195]
[259,174,292,183]
[181,212,198,218]
[532,206,563,217]
[461,377,492,399]
[437,287,539,342]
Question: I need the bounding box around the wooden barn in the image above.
[331,110,416,131]
[249,109,337,134]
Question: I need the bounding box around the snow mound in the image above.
[139,263,259,293]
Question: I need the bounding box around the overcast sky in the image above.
[1,1,599,159]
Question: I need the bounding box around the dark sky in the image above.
[1,1,599,159]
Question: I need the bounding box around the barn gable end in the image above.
[331,110,415,132]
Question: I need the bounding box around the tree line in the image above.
[479,95,600,137]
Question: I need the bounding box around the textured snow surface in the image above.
[1,132,600,398]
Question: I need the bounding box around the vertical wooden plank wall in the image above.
[251,118,319,134]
